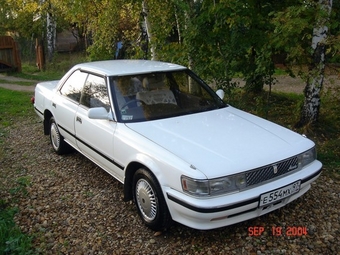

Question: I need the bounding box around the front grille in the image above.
[245,156,299,187]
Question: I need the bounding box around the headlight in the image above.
[181,173,247,197]
[181,178,209,196]
[298,147,316,168]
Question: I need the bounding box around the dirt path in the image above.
[234,74,339,94]
[0,74,36,92]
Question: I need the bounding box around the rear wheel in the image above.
[132,168,172,231]
[49,117,70,155]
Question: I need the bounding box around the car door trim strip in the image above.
[58,124,124,171]
[167,194,259,213]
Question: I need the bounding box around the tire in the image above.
[132,168,172,231]
[49,117,70,155]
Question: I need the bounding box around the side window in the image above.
[80,74,109,110]
[59,70,88,102]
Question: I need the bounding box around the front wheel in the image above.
[49,117,70,155]
[132,168,172,231]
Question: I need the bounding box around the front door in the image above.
[74,74,123,181]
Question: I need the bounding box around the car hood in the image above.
[125,106,314,178]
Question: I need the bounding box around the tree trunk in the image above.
[46,10,56,62]
[296,0,332,128]
[142,1,156,60]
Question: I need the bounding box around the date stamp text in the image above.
[248,226,308,237]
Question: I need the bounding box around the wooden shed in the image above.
[0,36,21,72]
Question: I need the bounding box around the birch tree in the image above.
[46,7,56,62]
[137,0,186,62]
[142,1,156,60]
[271,0,338,127]
[296,0,333,127]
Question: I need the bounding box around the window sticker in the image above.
[122,115,133,121]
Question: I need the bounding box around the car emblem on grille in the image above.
[288,164,298,171]
[273,165,278,174]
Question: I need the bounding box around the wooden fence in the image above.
[0,36,21,72]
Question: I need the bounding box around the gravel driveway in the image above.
[0,112,339,255]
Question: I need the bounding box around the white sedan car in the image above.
[33,60,322,231]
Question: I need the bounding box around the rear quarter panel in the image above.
[34,80,59,116]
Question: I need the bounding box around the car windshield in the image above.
[109,70,227,123]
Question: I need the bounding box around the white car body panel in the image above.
[126,106,314,178]
[34,80,59,118]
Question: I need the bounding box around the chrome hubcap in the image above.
[50,123,60,150]
[136,179,157,222]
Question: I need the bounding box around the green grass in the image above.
[0,89,36,254]
[311,87,340,176]
[3,62,62,82]
[0,88,33,128]
[9,176,32,196]
[0,201,35,255]
[5,51,87,81]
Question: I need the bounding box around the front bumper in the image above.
[165,160,322,230]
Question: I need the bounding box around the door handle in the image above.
[76,116,82,124]
[52,102,56,108]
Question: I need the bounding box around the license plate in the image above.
[259,180,301,207]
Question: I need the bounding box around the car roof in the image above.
[74,60,187,76]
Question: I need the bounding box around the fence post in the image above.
[35,38,45,71]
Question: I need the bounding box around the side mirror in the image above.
[216,89,225,100]
[88,107,113,120]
